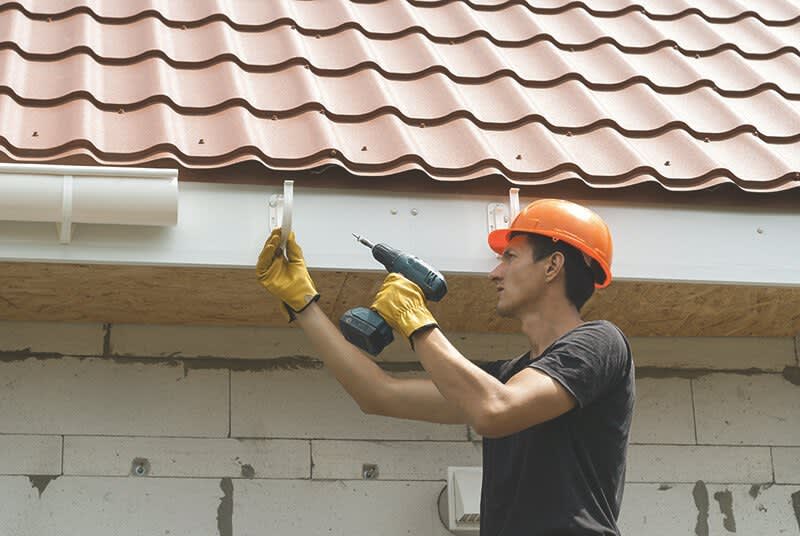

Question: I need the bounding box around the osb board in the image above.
[0,262,799,337]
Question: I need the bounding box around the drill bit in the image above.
[352,234,374,249]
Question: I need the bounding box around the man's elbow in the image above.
[471,404,509,438]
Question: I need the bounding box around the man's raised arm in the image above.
[255,228,466,425]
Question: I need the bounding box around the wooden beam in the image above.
[1,262,798,337]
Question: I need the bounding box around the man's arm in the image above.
[295,303,467,424]
[370,274,577,438]
[412,328,576,438]
[256,228,466,425]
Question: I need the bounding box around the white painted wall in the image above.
[0,320,799,536]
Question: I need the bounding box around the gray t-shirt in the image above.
[479,320,635,535]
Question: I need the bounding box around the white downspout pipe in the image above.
[0,163,178,243]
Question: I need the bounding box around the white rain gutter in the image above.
[0,163,177,244]
[0,164,798,287]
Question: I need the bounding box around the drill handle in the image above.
[393,255,448,302]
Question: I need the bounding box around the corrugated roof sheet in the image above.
[1,0,799,192]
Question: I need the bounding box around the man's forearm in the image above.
[294,302,392,413]
[412,328,504,429]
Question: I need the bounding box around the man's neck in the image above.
[519,302,583,357]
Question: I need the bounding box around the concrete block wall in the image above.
[0,320,799,535]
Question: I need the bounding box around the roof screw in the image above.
[515,154,522,160]
[198,138,205,144]
[118,108,124,114]
[703,137,710,143]
[664,160,670,166]
[47,17,52,22]
[330,149,337,156]
[291,25,297,30]
[566,131,572,137]
[410,208,419,216]
[304,64,309,69]
[419,122,426,128]
[315,34,320,39]
[756,228,764,234]
[752,130,758,137]
[32,131,38,137]
[181,25,187,30]
[361,145,367,151]
[569,48,575,52]
[390,209,398,215]
[694,54,700,59]
[272,115,277,120]
[672,44,678,50]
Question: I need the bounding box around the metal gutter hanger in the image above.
[268,180,294,253]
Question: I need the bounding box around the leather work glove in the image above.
[371,273,438,343]
[256,228,319,322]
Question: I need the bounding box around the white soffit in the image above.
[0,177,797,287]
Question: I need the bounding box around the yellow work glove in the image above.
[256,228,319,322]
[371,273,438,343]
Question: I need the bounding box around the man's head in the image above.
[488,232,595,316]
[487,199,613,317]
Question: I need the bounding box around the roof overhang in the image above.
[0,165,798,338]
[1,176,797,286]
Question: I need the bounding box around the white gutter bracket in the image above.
[268,179,294,253]
[57,174,74,244]
[486,188,520,235]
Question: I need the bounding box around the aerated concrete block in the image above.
[0,321,104,356]
[234,479,453,535]
[693,372,800,446]
[231,368,467,440]
[64,436,309,479]
[311,440,481,480]
[0,435,62,475]
[626,445,772,483]
[0,476,223,536]
[630,377,695,444]
[0,357,228,437]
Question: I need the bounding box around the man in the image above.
[256,198,635,535]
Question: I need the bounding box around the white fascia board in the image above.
[0,181,797,286]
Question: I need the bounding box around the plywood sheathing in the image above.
[1,262,798,337]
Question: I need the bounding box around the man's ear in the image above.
[544,251,565,282]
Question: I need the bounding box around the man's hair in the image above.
[511,232,595,311]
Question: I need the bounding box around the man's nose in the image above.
[488,263,502,281]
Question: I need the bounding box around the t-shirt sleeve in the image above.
[479,360,503,379]
[528,322,630,408]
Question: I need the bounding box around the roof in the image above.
[1,0,799,192]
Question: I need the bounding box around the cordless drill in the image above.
[339,235,448,356]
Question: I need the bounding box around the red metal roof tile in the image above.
[0,0,798,192]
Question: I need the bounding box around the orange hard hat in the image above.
[488,198,613,288]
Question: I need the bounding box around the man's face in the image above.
[488,235,547,318]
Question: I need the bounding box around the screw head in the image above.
[131,458,150,477]
[362,464,379,480]
[411,208,419,216]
